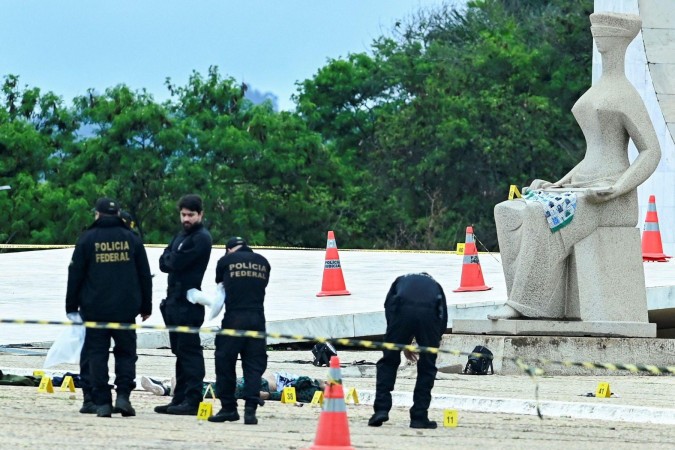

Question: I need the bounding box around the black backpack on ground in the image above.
[311,342,338,367]
[464,345,494,375]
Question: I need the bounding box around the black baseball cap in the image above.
[226,236,247,250]
[94,198,120,215]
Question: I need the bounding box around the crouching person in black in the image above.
[65,198,153,418]
[368,272,448,429]
[209,237,271,425]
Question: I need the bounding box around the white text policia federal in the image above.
[229,262,268,279]
[95,241,131,263]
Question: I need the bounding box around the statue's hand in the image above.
[524,179,554,194]
[585,186,616,203]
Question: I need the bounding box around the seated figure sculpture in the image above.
[489,12,661,320]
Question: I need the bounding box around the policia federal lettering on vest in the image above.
[155,194,213,416]
[65,197,153,418]
[209,236,271,425]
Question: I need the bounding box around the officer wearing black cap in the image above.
[156,194,212,416]
[65,197,153,418]
[209,236,271,425]
[368,272,448,429]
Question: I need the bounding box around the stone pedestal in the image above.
[439,333,672,375]
[566,227,649,322]
[452,319,656,338]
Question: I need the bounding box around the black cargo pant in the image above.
[161,298,206,406]
[374,300,444,421]
[84,327,137,406]
[79,345,91,402]
[214,309,267,411]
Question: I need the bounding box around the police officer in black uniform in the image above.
[209,237,271,425]
[65,198,153,418]
[368,272,448,429]
[156,194,212,415]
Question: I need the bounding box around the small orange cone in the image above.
[317,231,351,297]
[642,195,671,262]
[306,356,355,450]
[454,226,491,292]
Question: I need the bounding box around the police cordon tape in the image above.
[2,318,674,376]
[0,244,486,254]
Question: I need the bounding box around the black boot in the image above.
[154,402,176,414]
[410,418,437,429]
[96,404,113,418]
[79,396,97,414]
[167,400,200,415]
[368,411,389,427]
[208,408,240,423]
[80,398,97,414]
[244,406,258,425]
[113,393,136,417]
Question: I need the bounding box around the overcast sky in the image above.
[1,0,457,111]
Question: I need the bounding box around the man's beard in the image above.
[182,221,194,231]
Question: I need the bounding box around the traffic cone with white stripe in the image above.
[454,226,491,292]
[317,231,351,297]
[306,356,354,450]
[642,195,671,262]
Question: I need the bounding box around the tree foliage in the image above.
[1,0,593,250]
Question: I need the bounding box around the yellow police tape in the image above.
[2,318,673,376]
[0,244,484,254]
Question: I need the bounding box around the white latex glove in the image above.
[67,312,83,324]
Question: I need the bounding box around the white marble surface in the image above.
[1,245,674,345]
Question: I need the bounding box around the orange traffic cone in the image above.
[317,231,351,297]
[306,356,355,450]
[454,226,491,292]
[642,195,671,262]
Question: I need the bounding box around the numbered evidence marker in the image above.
[443,409,459,428]
[310,390,324,406]
[197,384,216,420]
[33,370,45,378]
[196,402,213,420]
[344,387,359,404]
[455,243,465,255]
[595,382,611,398]
[37,377,54,394]
[281,386,297,404]
[60,375,76,393]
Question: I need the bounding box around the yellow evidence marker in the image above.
[345,387,359,404]
[310,390,324,406]
[281,387,297,404]
[33,370,45,378]
[60,375,76,392]
[197,384,216,420]
[595,382,611,398]
[37,377,54,393]
[443,409,459,428]
[196,402,213,420]
[508,185,522,200]
[455,243,465,255]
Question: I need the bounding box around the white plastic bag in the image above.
[187,284,226,321]
[43,324,85,368]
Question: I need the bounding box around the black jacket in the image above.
[215,247,271,312]
[65,216,153,322]
[159,222,212,300]
[384,273,448,326]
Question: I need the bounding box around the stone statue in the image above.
[489,12,661,321]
